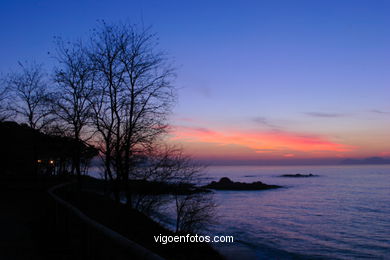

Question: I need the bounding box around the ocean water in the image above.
[201,165,390,259]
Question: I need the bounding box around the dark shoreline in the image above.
[1,175,223,260]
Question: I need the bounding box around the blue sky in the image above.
[1,0,389,161]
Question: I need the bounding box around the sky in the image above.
[1,0,389,164]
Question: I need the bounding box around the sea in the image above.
[196,165,390,259]
[89,164,390,259]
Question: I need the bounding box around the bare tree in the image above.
[130,145,200,214]
[52,39,95,179]
[131,145,201,182]
[0,83,11,121]
[5,61,52,130]
[87,23,124,199]
[131,145,216,233]
[88,21,176,204]
[174,193,216,233]
[163,148,216,233]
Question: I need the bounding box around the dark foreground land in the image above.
[0,175,222,260]
[0,176,71,259]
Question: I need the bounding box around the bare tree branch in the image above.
[5,61,53,130]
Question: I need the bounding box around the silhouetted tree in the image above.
[5,61,52,130]
[164,149,216,233]
[52,39,95,180]
[131,145,199,214]
[175,193,216,233]
[131,145,216,233]
[0,83,11,121]
[88,21,176,204]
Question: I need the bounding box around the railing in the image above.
[48,183,164,260]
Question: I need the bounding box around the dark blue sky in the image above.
[1,0,389,160]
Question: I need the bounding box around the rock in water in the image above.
[204,177,282,190]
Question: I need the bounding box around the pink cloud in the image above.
[169,125,356,158]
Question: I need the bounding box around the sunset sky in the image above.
[1,0,389,163]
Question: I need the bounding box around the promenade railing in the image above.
[47,183,164,260]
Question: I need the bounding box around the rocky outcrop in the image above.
[203,177,281,190]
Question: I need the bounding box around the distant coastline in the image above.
[340,157,390,165]
[195,157,390,166]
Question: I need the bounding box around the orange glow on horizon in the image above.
[169,126,357,159]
